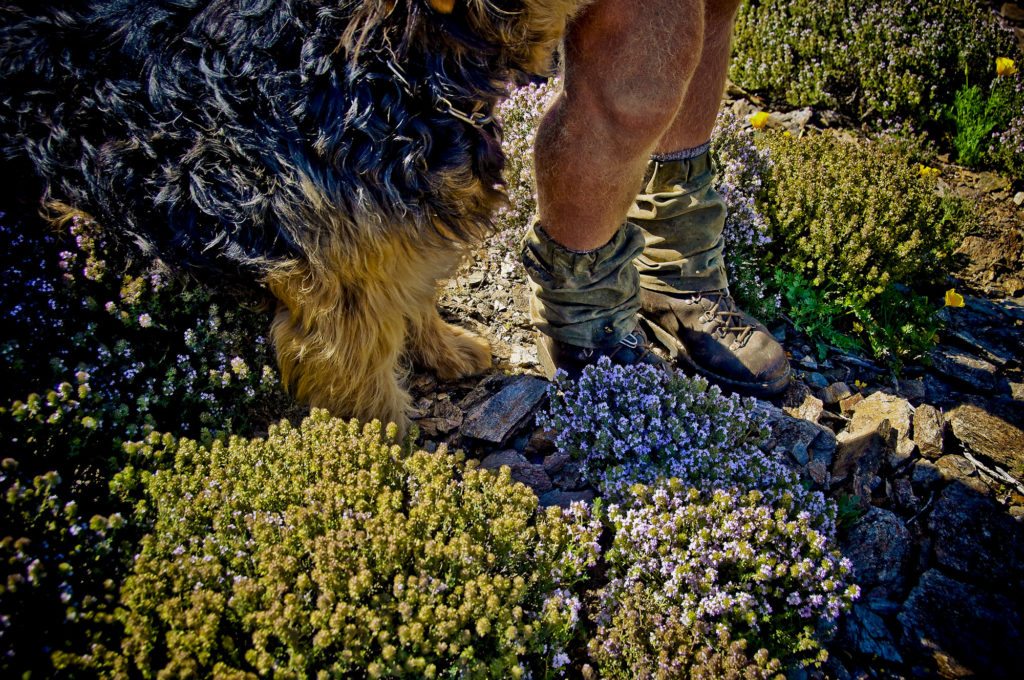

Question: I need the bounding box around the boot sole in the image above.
[640,316,791,398]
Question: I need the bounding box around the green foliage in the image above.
[759,131,973,364]
[775,270,863,360]
[115,412,601,679]
[834,494,866,532]
[947,71,1024,169]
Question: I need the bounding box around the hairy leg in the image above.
[533,0,706,251]
[654,0,744,154]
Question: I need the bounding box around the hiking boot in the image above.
[640,288,790,397]
[536,324,669,381]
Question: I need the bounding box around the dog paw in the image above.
[431,325,492,380]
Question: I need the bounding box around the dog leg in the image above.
[409,305,492,381]
[404,246,492,381]
[266,259,413,432]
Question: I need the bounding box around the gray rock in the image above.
[820,381,853,406]
[889,477,917,511]
[898,570,1023,679]
[934,454,987,494]
[762,403,837,468]
[552,461,586,491]
[480,449,528,469]
[929,345,1003,394]
[790,440,810,465]
[911,459,942,489]
[897,378,926,401]
[833,421,892,507]
[480,450,553,495]
[786,391,825,424]
[840,506,912,592]
[840,392,864,415]
[542,451,571,475]
[526,428,558,455]
[461,375,549,443]
[913,404,945,459]
[537,489,596,508]
[947,329,1014,367]
[843,392,915,467]
[806,458,829,488]
[841,602,903,664]
[946,405,1024,481]
[804,371,830,389]
[928,483,1024,591]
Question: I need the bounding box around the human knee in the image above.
[571,75,686,150]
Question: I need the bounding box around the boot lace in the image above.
[699,291,755,349]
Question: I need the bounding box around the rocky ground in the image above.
[406,95,1024,678]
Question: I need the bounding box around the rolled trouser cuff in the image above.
[628,149,728,294]
[521,220,644,348]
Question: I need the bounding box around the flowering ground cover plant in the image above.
[709,110,779,321]
[0,206,288,676]
[538,359,858,676]
[731,0,1023,177]
[116,413,602,679]
[540,357,786,500]
[590,481,858,678]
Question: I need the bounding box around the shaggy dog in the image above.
[0,0,591,430]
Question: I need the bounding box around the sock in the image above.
[651,141,711,162]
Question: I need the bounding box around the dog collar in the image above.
[384,58,494,129]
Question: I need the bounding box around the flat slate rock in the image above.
[461,374,549,443]
[898,569,1023,679]
[946,404,1024,479]
[929,345,1003,394]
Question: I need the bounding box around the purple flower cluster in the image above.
[710,110,780,320]
[538,357,809,501]
[495,78,559,250]
[595,480,859,667]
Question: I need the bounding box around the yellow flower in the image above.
[996,57,1018,77]
[944,288,965,307]
[854,379,866,390]
[749,111,770,129]
[918,164,940,179]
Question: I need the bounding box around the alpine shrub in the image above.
[589,480,859,675]
[757,131,974,361]
[116,412,602,679]
[0,205,287,677]
[731,0,1018,127]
